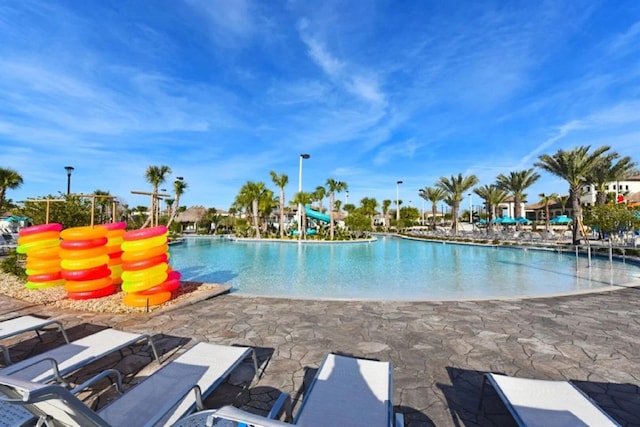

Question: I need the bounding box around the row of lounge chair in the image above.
[0,315,621,426]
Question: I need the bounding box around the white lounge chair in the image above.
[174,353,403,427]
[0,328,159,385]
[0,341,258,427]
[479,373,620,426]
[0,315,70,365]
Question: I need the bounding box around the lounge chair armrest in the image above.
[70,369,124,395]
[267,392,292,422]
[7,357,69,387]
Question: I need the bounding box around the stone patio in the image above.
[1,286,639,426]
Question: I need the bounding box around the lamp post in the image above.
[298,154,310,239]
[345,190,349,205]
[64,166,74,195]
[468,193,473,226]
[396,180,403,221]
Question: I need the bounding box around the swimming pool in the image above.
[168,236,640,300]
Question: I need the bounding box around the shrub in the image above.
[0,252,27,280]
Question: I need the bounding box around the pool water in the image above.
[168,236,640,300]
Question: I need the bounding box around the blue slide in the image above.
[305,205,331,223]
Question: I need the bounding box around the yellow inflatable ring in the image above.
[60,226,107,241]
[65,276,113,293]
[19,223,62,237]
[61,255,109,271]
[59,246,108,260]
[121,244,168,262]
[121,271,168,293]
[26,279,65,289]
[17,231,60,245]
[121,263,167,282]
[121,234,167,252]
[123,291,171,307]
[17,239,60,254]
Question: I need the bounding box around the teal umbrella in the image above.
[515,216,532,224]
[499,216,517,225]
[549,215,572,224]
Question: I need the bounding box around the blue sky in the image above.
[2,0,639,212]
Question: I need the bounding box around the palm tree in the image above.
[436,173,479,234]
[419,186,447,230]
[142,165,172,227]
[473,185,509,225]
[326,179,348,240]
[270,171,289,238]
[292,191,314,239]
[359,197,379,228]
[0,167,24,210]
[556,195,569,215]
[235,181,268,238]
[495,169,541,222]
[314,186,327,212]
[586,155,637,205]
[381,199,392,229]
[166,179,188,229]
[535,145,613,244]
[538,192,558,231]
[92,189,112,224]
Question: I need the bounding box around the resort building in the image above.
[580,174,640,206]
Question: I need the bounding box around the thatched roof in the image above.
[175,206,207,223]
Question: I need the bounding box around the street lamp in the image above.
[396,180,403,221]
[468,193,473,226]
[64,166,74,195]
[345,190,349,205]
[298,154,310,239]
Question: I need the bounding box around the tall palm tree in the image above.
[166,179,188,229]
[538,192,558,231]
[0,167,24,209]
[535,145,613,244]
[381,199,392,229]
[142,165,172,227]
[495,169,541,221]
[473,185,509,225]
[314,186,327,212]
[292,191,314,239]
[419,186,447,230]
[436,173,479,234]
[556,195,569,215]
[586,155,637,205]
[235,181,268,238]
[326,179,348,240]
[270,171,289,238]
[359,197,379,228]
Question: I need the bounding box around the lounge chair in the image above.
[0,328,159,385]
[0,341,258,427]
[0,315,70,365]
[479,373,620,426]
[173,353,403,427]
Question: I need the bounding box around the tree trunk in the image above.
[329,193,335,240]
[252,199,261,239]
[570,188,582,245]
[452,201,459,235]
[279,190,285,238]
[431,204,437,230]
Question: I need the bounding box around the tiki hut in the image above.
[175,206,207,233]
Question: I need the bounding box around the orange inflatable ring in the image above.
[60,226,107,241]
[123,291,171,307]
[26,257,61,270]
[123,226,167,241]
[59,246,108,260]
[60,237,108,250]
[26,265,61,276]
[27,245,60,260]
[138,278,180,295]
[61,255,109,271]
[17,239,60,254]
[19,223,63,237]
[121,271,168,293]
[100,222,127,231]
[68,285,115,300]
[65,276,113,293]
[121,253,168,271]
[121,235,167,252]
[17,231,60,245]
[121,244,168,262]
[26,279,65,289]
[61,265,111,281]
[28,271,63,282]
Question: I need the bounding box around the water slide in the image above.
[305,205,331,223]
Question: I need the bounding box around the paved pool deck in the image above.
[1,286,639,426]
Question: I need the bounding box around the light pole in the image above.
[345,190,349,205]
[64,166,74,195]
[298,154,310,239]
[396,180,403,221]
[468,193,473,226]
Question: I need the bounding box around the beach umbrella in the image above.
[549,215,572,225]
[499,216,517,225]
[514,216,532,224]
[491,217,503,224]
[477,218,487,224]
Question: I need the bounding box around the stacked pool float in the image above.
[100,222,127,288]
[121,225,181,307]
[60,226,114,300]
[17,223,64,289]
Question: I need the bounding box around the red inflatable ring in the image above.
[123,226,167,241]
[138,278,180,295]
[19,223,63,237]
[60,237,108,250]
[68,285,116,300]
[61,265,111,281]
[121,253,168,271]
[100,222,127,231]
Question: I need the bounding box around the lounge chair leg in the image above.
[251,349,260,380]
[1,344,12,365]
[478,375,488,411]
[142,334,161,363]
